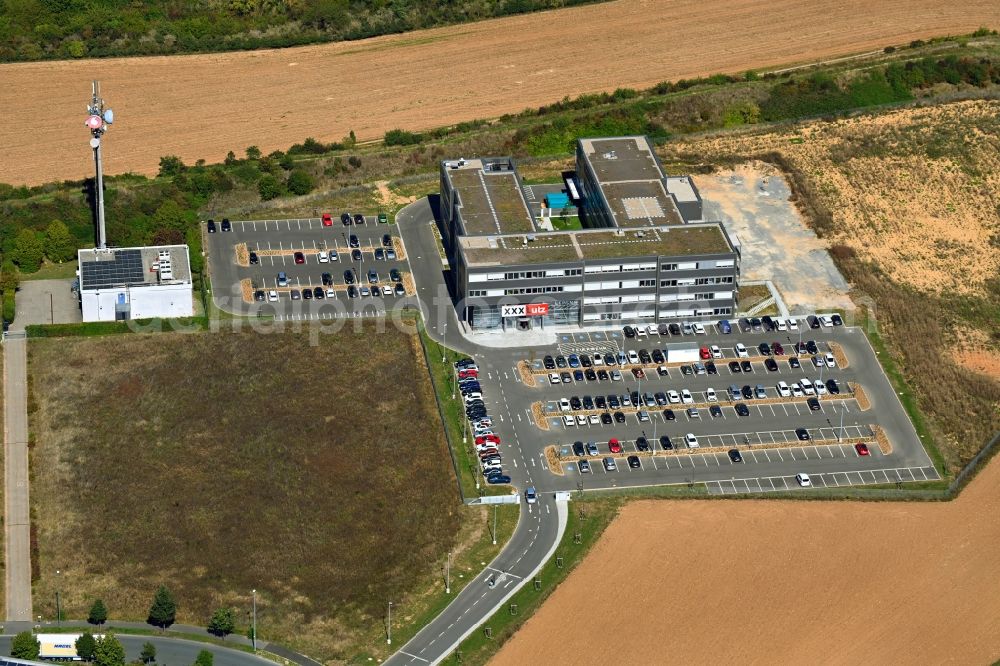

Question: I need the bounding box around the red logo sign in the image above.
[526,303,549,316]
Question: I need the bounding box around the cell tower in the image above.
[85,81,114,249]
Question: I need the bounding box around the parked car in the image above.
[684,433,699,448]
[206,219,216,233]
[659,435,673,450]
[294,251,305,264]
[795,428,811,441]
[728,449,743,463]
[855,442,870,456]
[796,473,812,487]
[578,460,591,473]
[627,455,641,469]
[322,213,333,226]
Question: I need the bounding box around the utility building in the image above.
[439,136,740,331]
[78,245,194,322]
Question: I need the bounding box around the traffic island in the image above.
[850,382,871,410]
[234,242,249,267]
[531,402,551,430]
[543,446,565,475]
[873,425,893,455]
[517,361,537,387]
[830,341,849,368]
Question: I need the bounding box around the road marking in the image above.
[399,652,429,663]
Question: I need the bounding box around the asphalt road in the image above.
[3,337,32,622]
[0,634,275,666]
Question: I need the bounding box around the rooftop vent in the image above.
[157,250,174,281]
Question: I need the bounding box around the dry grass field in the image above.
[5,0,1000,185]
[27,327,462,659]
[663,100,1000,470]
[493,456,1000,666]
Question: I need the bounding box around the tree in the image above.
[286,169,314,196]
[11,228,44,273]
[139,641,157,664]
[224,150,238,166]
[88,598,108,626]
[158,155,186,177]
[207,607,235,638]
[245,145,261,161]
[257,175,283,201]
[76,632,97,661]
[0,259,19,294]
[278,153,295,171]
[45,219,76,263]
[93,633,126,666]
[193,650,213,666]
[152,200,188,234]
[10,631,40,659]
[147,585,177,629]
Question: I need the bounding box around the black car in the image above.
[608,395,621,408]
[597,369,610,381]
[543,355,556,369]
[668,323,681,335]
[582,395,594,410]
[585,369,597,381]
[394,283,405,296]
[651,349,665,364]
[302,288,312,300]
[740,360,753,373]
[556,355,568,368]
[455,358,476,369]
[663,409,676,421]
[623,325,636,338]
[638,349,652,364]
[706,361,718,375]
[354,213,365,225]
[807,315,820,329]
[826,379,840,395]
[758,342,771,356]
[351,249,362,262]
[738,317,752,333]
[765,358,778,372]
[789,357,801,369]
[613,411,626,423]
[600,412,613,424]
[654,392,667,406]
[344,270,355,284]
[341,212,352,225]
[657,366,669,377]
[206,219,216,233]
[627,455,642,469]
[390,268,402,283]
[221,218,232,232]
[603,353,616,366]
[761,315,775,331]
[322,272,333,286]
[750,317,763,331]
[347,285,358,298]
[806,340,819,354]
[314,287,325,299]
[375,248,386,261]
[796,427,811,441]
[253,290,265,302]
[249,251,259,265]
[572,441,586,456]
[580,354,593,368]
[709,405,723,418]
[735,403,750,416]
[728,449,744,463]
[729,361,742,373]
[741,385,754,399]
[635,436,650,452]
[382,234,392,248]
[595,396,607,409]
[659,435,674,450]
[486,474,511,485]
[681,365,693,376]
[831,313,844,326]
[348,235,360,249]
[807,397,821,411]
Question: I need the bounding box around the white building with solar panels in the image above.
[77,244,194,322]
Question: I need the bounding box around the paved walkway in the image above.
[4,336,31,622]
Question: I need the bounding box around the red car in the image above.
[293,251,305,264]
[855,442,870,456]
[478,448,499,459]
[475,435,500,446]
[608,438,622,454]
[322,213,333,226]
[631,367,645,379]
[772,342,784,356]
[699,347,711,359]
[459,370,479,379]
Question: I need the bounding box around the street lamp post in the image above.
[56,569,61,627]
[251,589,257,651]
[442,321,447,363]
[492,505,498,546]
[387,601,393,645]
[446,551,451,594]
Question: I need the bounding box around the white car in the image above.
[267,290,278,302]
[800,378,816,395]
[705,387,717,402]
[549,373,561,385]
[825,353,836,368]
[796,473,812,487]
[791,384,804,398]
[588,414,600,425]
[820,315,834,327]
[681,389,694,404]
[636,410,650,422]
[563,415,575,427]
[710,345,722,359]
[776,381,791,398]
[635,327,647,339]
[685,433,699,449]
[814,381,827,396]
[627,350,640,365]
[559,398,571,412]
[318,252,329,263]
[692,322,706,334]
[592,355,605,366]
[328,250,339,261]
[735,343,749,358]
[646,324,658,336]
[326,288,336,298]
[667,390,680,404]
[775,319,788,332]
[788,318,800,331]
[382,285,393,296]
[576,414,587,426]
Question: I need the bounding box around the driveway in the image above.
[12,279,81,331]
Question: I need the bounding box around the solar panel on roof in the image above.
[80,249,145,290]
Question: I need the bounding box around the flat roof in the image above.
[667,176,698,202]
[579,136,684,227]
[460,225,732,267]
[444,159,536,235]
[78,245,191,290]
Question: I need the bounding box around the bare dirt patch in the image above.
[515,361,537,387]
[493,457,1000,666]
[5,1,999,185]
[543,446,564,476]
[829,341,849,368]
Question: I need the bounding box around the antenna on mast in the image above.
[85,80,114,249]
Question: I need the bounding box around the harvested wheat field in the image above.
[493,458,1000,665]
[5,0,1000,185]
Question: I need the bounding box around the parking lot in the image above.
[205,215,415,319]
